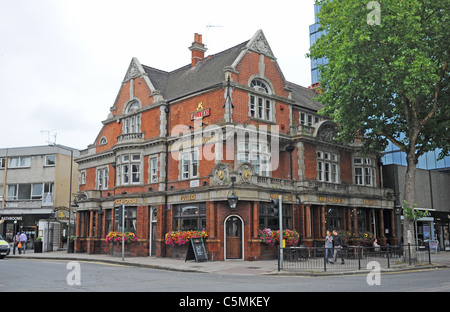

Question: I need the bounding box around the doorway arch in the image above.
[224,215,244,260]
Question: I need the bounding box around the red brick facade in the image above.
[75,30,395,260]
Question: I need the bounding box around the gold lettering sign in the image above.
[181,194,196,201]
[114,198,138,205]
[317,196,345,204]
[269,193,293,202]
[363,199,375,205]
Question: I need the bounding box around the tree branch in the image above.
[420,60,448,127]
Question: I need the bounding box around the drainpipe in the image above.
[163,104,170,257]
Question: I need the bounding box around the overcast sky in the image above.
[0,0,316,150]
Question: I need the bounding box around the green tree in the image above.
[308,0,449,246]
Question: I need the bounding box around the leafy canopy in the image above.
[308,0,449,160]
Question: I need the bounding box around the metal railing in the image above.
[279,244,432,272]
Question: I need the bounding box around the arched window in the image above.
[250,79,271,94]
[125,101,140,113]
[99,137,107,146]
[123,100,141,134]
[249,79,273,121]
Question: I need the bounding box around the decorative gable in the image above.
[247,30,275,59]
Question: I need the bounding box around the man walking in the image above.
[330,229,345,264]
[19,231,27,254]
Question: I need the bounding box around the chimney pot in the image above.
[189,33,207,67]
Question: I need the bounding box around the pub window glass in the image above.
[259,202,292,230]
[117,207,137,233]
[357,209,368,232]
[105,209,112,233]
[326,207,342,230]
[126,207,137,233]
[173,203,206,231]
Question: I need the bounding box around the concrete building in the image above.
[0,145,79,250]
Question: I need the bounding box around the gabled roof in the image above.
[127,30,322,110]
[287,82,323,111]
[142,40,248,101]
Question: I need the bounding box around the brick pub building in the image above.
[75,30,395,260]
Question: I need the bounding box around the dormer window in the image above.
[249,79,273,122]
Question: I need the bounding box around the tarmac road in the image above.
[1,257,450,292]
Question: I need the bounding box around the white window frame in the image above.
[117,153,142,185]
[97,167,109,190]
[80,171,86,185]
[123,101,142,135]
[300,112,321,126]
[181,150,199,180]
[45,155,56,167]
[237,141,271,176]
[9,156,31,168]
[249,79,273,122]
[317,151,339,183]
[353,157,376,186]
[150,157,158,183]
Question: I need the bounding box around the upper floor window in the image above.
[45,155,56,166]
[99,137,107,146]
[317,151,339,183]
[251,79,271,94]
[150,157,158,183]
[354,157,376,186]
[123,101,141,134]
[300,112,321,127]
[9,156,31,168]
[97,167,109,190]
[80,171,86,185]
[237,141,271,176]
[116,153,141,185]
[181,150,198,180]
[249,79,273,122]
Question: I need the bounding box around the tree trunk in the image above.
[403,150,417,258]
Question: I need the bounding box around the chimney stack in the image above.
[189,33,207,67]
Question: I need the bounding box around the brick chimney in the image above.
[189,33,207,67]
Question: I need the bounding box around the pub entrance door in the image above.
[225,216,243,259]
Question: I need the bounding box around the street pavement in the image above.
[7,249,450,276]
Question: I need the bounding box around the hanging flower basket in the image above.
[258,228,300,247]
[105,231,138,244]
[358,231,375,244]
[164,230,208,246]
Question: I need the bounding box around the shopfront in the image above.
[432,211,450,251]
[0,213,48,247]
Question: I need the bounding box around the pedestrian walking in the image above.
[330,229,345,264]
[325,230,333,263]
[19,231,27,254]
[13,232,21,255]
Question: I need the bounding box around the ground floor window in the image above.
[173,203,206,231]
[325,207,342,230]
[115,206,137,233]
[259,202,292,230]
